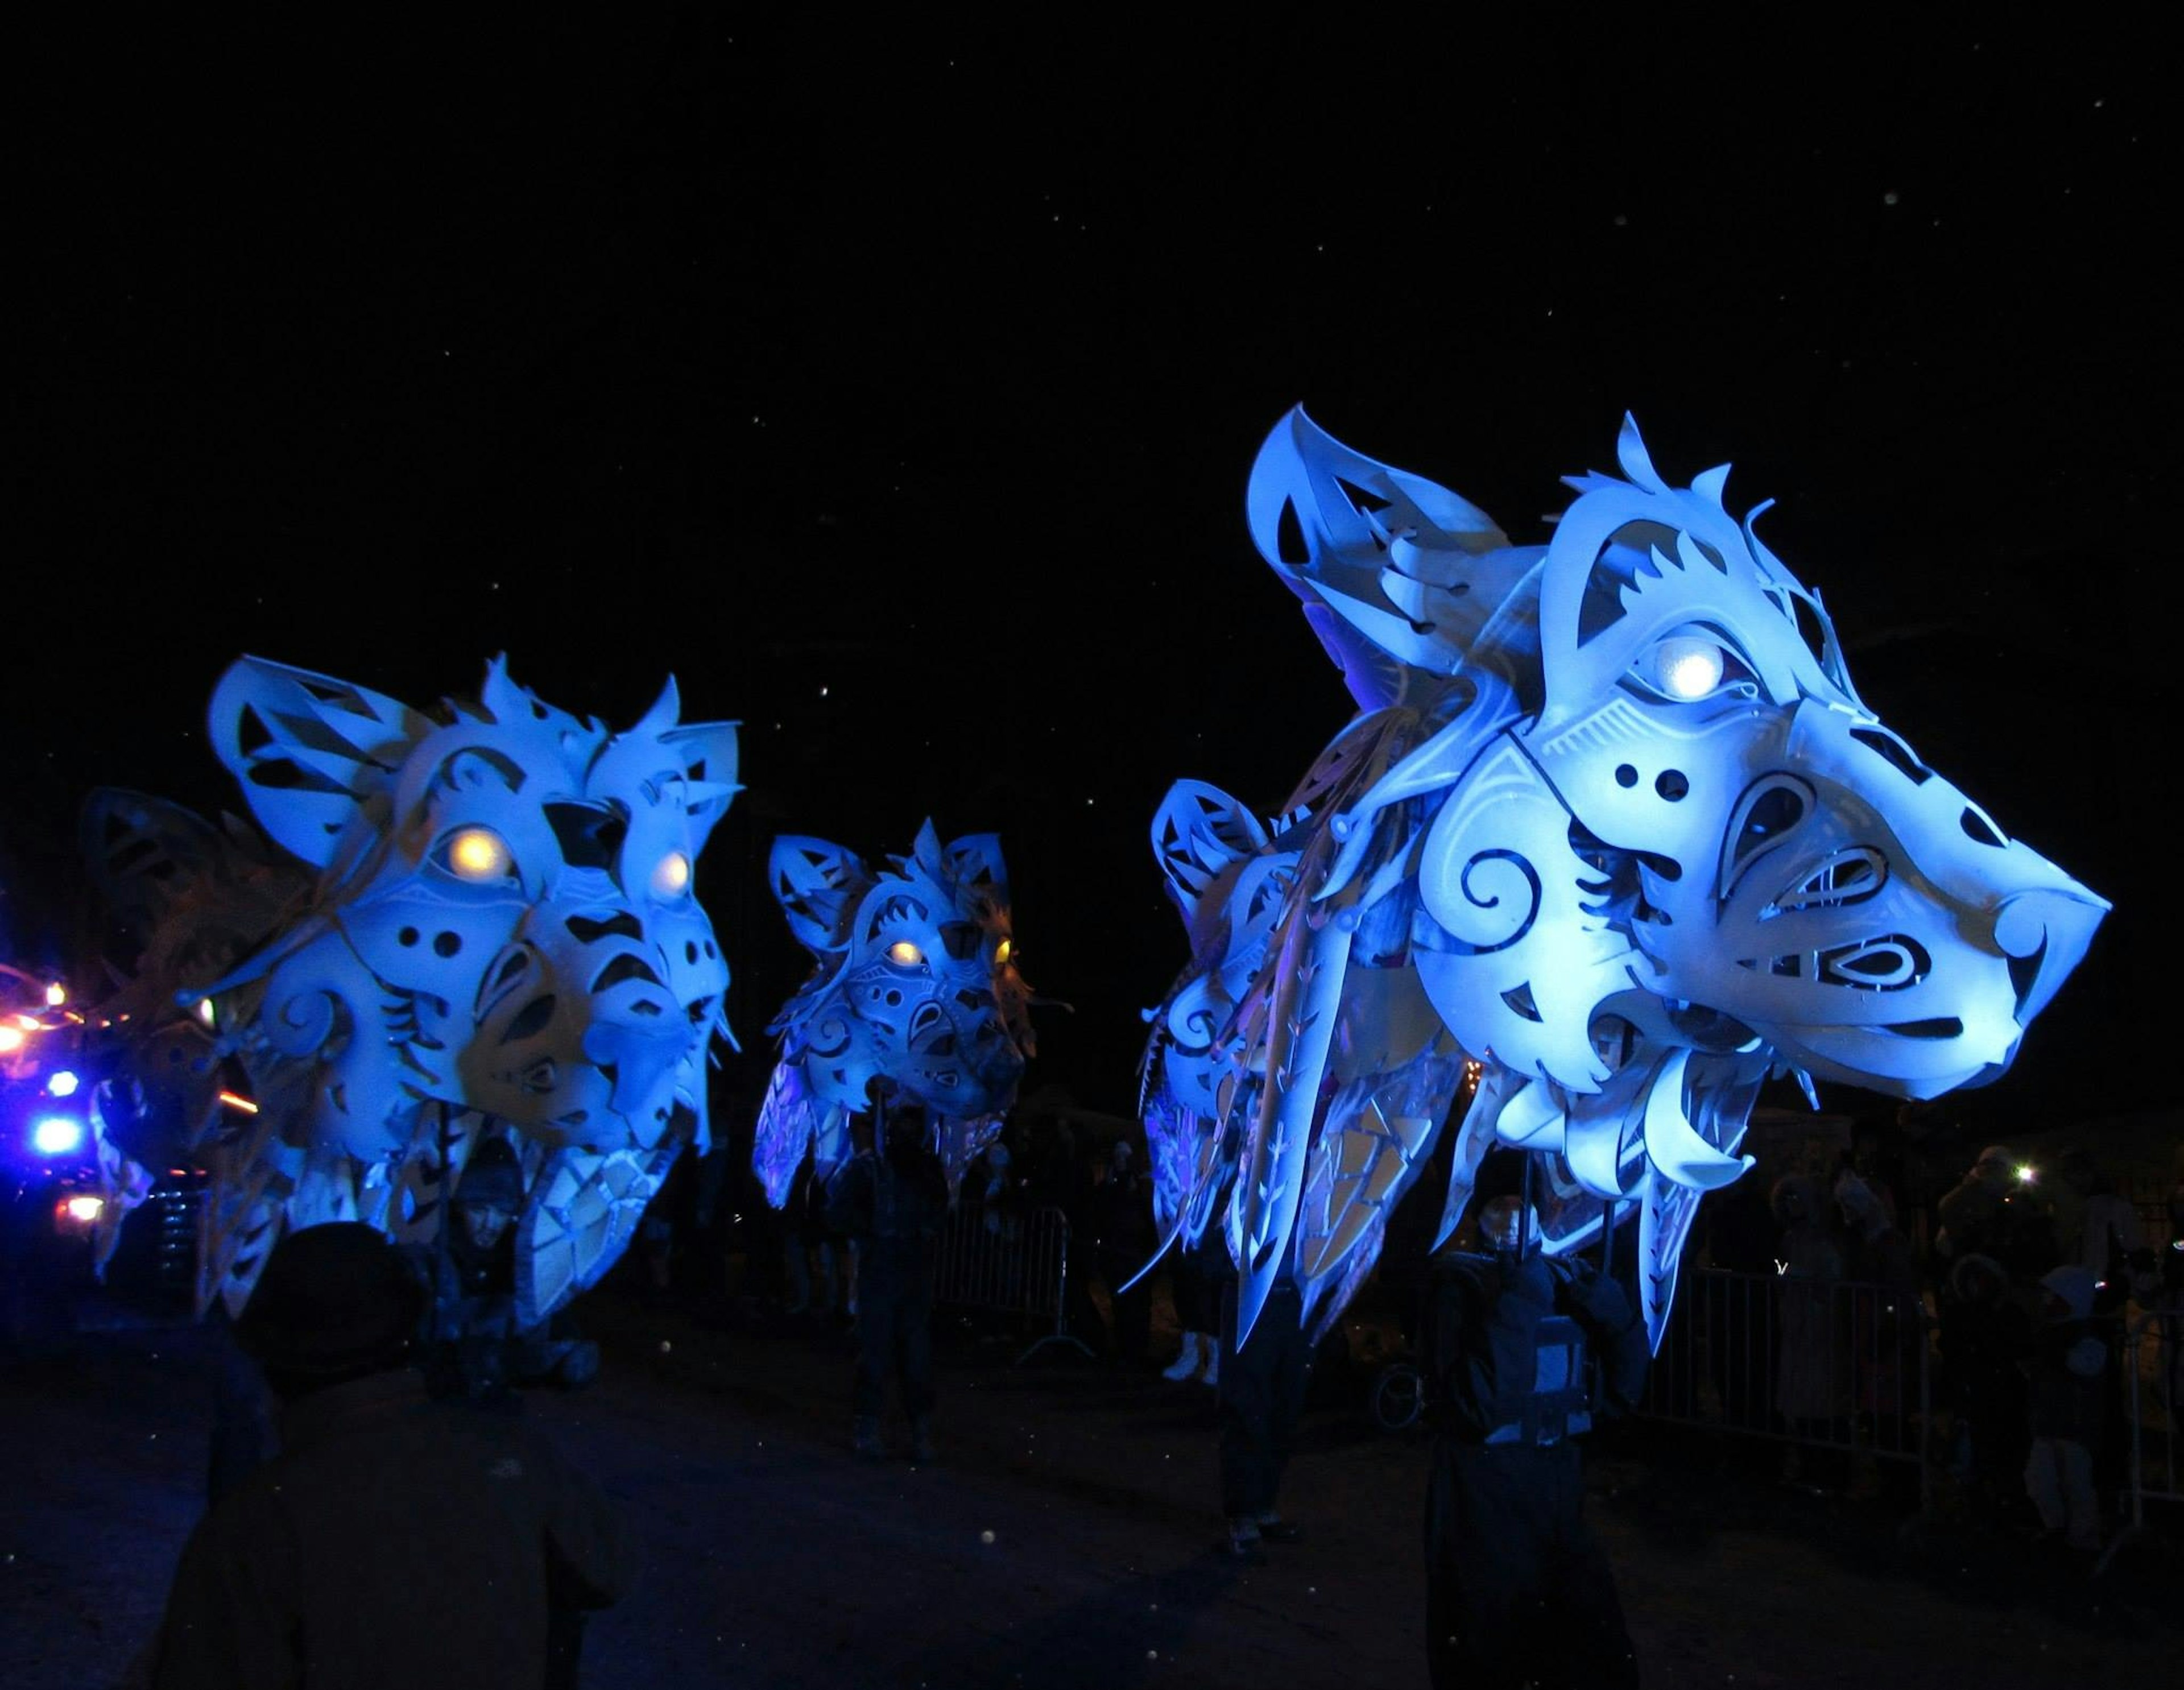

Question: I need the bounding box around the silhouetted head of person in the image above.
[235,1223,426,1403]
[456,1138,523,1249]
[1471,1149,1541,1256]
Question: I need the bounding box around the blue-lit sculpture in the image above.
[100,657,739,1325]
[1145,411,2108,1348]
[754,822,1035,1205]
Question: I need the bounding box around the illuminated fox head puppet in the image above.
[1144,411,2108,1347]
[752,822,1036,1207]
[170,656,738,1324]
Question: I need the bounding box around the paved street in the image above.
[1,1290,2176,1689]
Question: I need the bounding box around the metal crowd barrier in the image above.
[2122,1311,2182,1523]
[1640,1268,1934,1502]
[1648,1268,2184,1537]
[930,1201,1093,1365]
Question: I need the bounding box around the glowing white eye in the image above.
[196,999,218,1030]
[652,851,692,898]
[443,827,515,882]
[995,938,1012,966]
[1652,634,1726,701]
[887,941,925,967]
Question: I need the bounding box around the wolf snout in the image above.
[1991,886,2108,1026]
[581,1017,692,1115]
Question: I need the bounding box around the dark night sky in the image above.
[5,15,2175,1131]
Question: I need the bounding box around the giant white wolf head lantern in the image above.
[1147,410,2107,1347]
[753,822,1035,1206]
[175,656,738,1323]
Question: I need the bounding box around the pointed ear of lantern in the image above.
[768,836,872,955]
[631,675,682,740]
[478,655,531,726]
[208,657,428,869]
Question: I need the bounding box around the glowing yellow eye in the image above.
[652,851,692,898]
[445,827,514,881]
[995,938,1012,966]
[887,941,925,967]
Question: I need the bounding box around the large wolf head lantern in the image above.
[167,656,738,1323]
[1147,411,2107,1347]
[753,822,1035,1206]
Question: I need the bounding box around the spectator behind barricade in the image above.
[1934,1145,2016,1261]
[2050,1146,2153,1310]
[975,1141,1021,1243]
[2024,1262,2108,1556]
[1772,1175,1848,1484]
[2158,1146,2184,1411]
[1937,1252,2034,1519]
[1989,1168,2063,1282]
[151,1223,634,1689]
[1836,1170,1916,1290]
[1691,1172,1775,1431]
[1090,1140,1156,1363]
[1847,1125,1903,1228]
[783,1159,843,1320]
[1835,1170,1919,1497]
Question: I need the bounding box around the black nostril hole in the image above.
[1654,770,1689,802]
[1960,806,2007,847]
[398,926,420,947]
[502,995,557,1043]
[1615,765,1638,789]
[685,941,700,965]
[433,931,462,958]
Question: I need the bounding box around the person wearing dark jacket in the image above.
[413,1136,599,1403]
[1217,1265,1313,1560]
[2022,1262,2108,1553]
[1423,1161,1648,1690]
[825,1100,950,1461]
[151,1221,634,1690]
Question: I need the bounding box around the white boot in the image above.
[1199,1342,1219,1388]
[1162,1332,1203,1381]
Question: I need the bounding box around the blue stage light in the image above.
[46,1069,81,1098]
[31,1115,85,1157]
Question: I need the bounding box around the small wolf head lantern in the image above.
[752,821,1035,1206]
[1145,411,2108,1349]
[176,655,739,1323]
